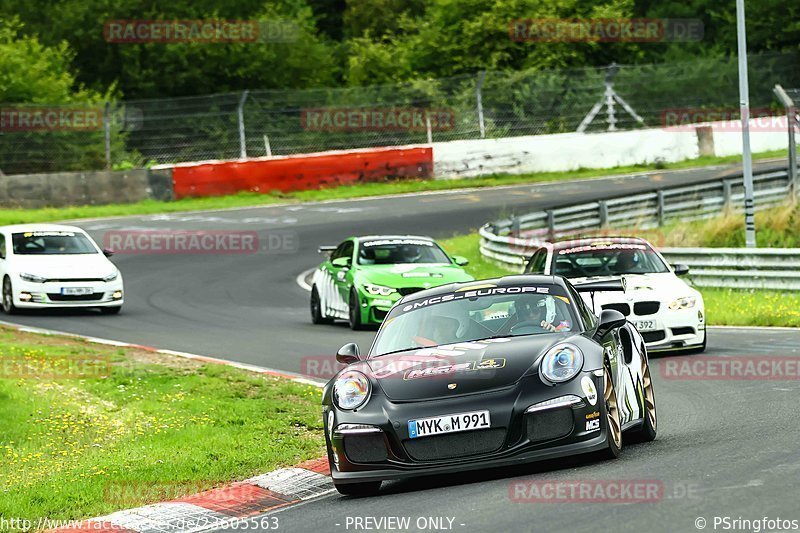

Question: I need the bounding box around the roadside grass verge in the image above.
[440,232,800,328]
[0,149,786,226]
[0,327,324,525]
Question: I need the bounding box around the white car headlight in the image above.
[540,344,584,383]
[103,271,119,282]
[364,284,396,296]
[669,296,697,310]
[333,371,371,410]
[19,273,46,283]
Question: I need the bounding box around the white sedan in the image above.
[525,236,706,353]
[0,224,124,314]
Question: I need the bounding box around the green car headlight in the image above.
[364,284,397,297]
[540,344,584,383]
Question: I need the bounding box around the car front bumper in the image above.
[11,278,124,308]
[640,306,706,352]
[325,370,612,484]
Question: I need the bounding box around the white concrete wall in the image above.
[433,118,789,179]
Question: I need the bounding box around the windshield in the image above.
[12,231,98,255]
[358,238,451,265]
[371,284,578,357]
[553,242,668,277]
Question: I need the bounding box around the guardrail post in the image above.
[723,179,734,209]
[598,201,609,228]
[238,90,249,159]
[510,216,520,238]
[657,190,665,226]
[546,210,555,241]
[103,101,111,170]
[476,70,486,139]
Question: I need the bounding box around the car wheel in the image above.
[2,277,17,315]
[628,353,657,443]
[100,306,122,315]
[348,289,363,330]
[310,286,333,325]
[598,364,622,459]
[334,481,381,497]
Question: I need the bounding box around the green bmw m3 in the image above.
[310,235,474,329]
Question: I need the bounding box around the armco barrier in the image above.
[0,168,173,208]
[170,146,433,199]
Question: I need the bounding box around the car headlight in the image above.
[669,296,697,310]
[103,271,119,282]
[19,273,46,283]
[333,371,371,410]
[540,344,584,383]
[364,284,396,297]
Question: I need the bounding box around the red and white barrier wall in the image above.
[167,146,432,199]
[157,119,788,198]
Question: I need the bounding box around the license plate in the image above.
[408,410,490,439]
[636,320,657,332]
[61,287,93,296]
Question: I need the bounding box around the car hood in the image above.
[9,254,116,279]
[359,332,576,401]
[357,263,473,289]
[571,273,697,305]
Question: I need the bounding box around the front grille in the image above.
[602,303,630,316]
[642,330,667,343]
[398,287,423,296]
[526,408,574,443]
[47,293,104,302]
[633,301,660,315]
[44,278,105,283]
[343,434,388,463]
[403,428,506,461]
[671,327,695,336]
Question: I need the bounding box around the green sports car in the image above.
[310,235,474,329]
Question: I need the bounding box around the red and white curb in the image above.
[52,458,333,532]
[0,320,324,388]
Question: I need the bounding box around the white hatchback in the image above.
[525,236,706,353]
[0,224,124,314]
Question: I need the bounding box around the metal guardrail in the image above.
[479,166,800,290]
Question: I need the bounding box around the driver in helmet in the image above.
[400,244,422,263]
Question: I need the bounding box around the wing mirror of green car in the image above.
[336,343,361,364]
[452,255,469,266]
[331,257,351,268]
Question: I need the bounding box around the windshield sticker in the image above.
[363,239,434,247]
[559,243,646,255]
[21,231,77,237]
[400,286,551,313]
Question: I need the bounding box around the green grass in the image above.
[0,149,786,225]
[440,233,800,328]
[0,327,324,527]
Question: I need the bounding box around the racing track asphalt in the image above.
[3,159,799,532]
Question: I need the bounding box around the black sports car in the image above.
[322,275,658,496]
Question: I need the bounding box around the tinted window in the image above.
[553,242,668,277]
[331,240,354,261]
[0,234,5,259]
[12,231,97,255]
[371,284,577,356]
[526,249,547,274]
[357,238,450,265]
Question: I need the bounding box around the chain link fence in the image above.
[1,51,798,175]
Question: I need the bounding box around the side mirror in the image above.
[336,343,361,364]
[102,248,114,258]
[672,264,690,276]
[594,309,626,340]
[331,257,351,268]
[452,255,469,266]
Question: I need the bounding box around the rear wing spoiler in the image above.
[318,245,336,255]
[572,278,627,293]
